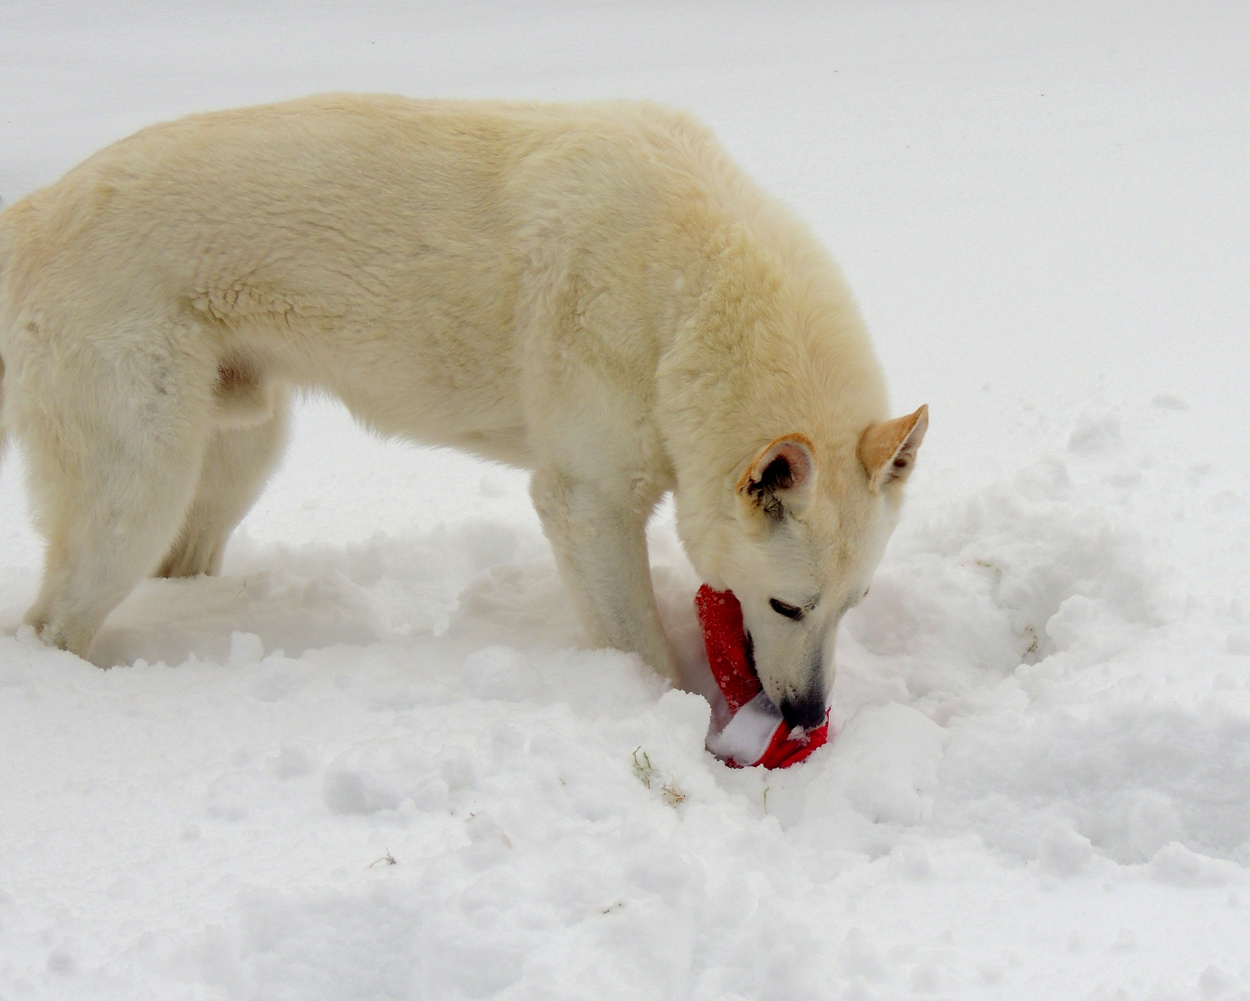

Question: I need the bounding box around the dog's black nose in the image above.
[779,692,826,731]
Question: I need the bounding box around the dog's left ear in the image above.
[739,434,816,519]
[859,405,928,491]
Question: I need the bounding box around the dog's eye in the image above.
[769,598,804,621]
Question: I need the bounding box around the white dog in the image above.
[0,96,925,728]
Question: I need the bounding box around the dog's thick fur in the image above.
[0,95,925,726]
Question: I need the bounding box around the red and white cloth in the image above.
[694,585,831,769]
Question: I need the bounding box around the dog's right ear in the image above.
[859,405,928,491]
[738,434,816,519]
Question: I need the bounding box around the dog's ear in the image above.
[738,434,816,519]
[858,405,928,491]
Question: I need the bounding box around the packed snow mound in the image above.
[846,404,1250,871]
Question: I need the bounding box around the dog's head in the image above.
[695,406,927,729]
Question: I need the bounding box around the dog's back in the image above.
[1,96,727,463]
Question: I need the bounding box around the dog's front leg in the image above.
[530,469,678,683]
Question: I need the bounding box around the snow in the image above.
[3,2,1250,998]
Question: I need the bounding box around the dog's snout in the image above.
[779,692,826,731]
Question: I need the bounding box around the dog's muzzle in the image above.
[779,690,827,731]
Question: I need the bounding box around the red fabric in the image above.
[694,584,758,713]
[755,716,829,769]
[695,584,830,769]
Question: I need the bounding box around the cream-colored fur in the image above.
[0,95,925,723]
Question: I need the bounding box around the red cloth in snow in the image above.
[695,584,830,768]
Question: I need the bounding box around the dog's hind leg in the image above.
[18,328,216,659]
[530,469,678,683]
[157,385,290,578]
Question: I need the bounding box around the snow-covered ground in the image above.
[3,2,1250,998]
